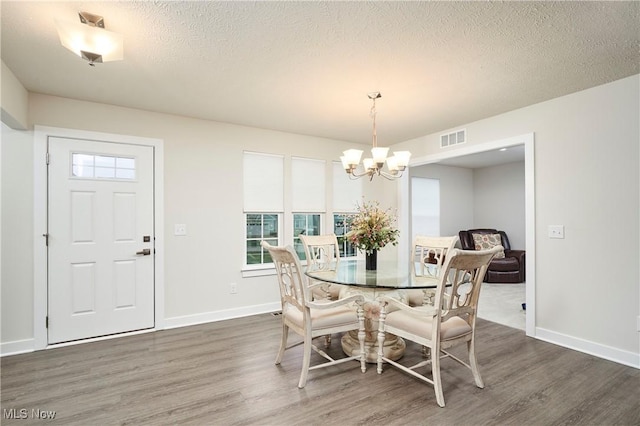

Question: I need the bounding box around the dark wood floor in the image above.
[2,314,639,425]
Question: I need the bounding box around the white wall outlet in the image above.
[548,225,564,239]
[174,224,187,236]
[230,283,237,294]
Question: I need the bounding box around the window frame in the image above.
[292,212,323,262]
[70,151,137,181]
[333,213,357,259]
[243,212,282,271]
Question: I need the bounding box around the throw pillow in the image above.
[472,233,505,258]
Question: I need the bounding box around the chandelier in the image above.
[340,92,411,180]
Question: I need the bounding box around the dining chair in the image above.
[376,246,502,407]
[300,233,344,301]
[407,235,459,307]
[261,241,367,388]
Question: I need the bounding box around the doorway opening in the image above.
[400,133,535,337]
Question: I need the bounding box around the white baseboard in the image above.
[1,303,280,357]
[1,338,35,357]
[535,327,639,369]
[163,302,281,330]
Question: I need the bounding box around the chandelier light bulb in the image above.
[371,147,389,164]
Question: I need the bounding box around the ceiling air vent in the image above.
[440,129,466,148]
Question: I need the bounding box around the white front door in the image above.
[47,137,155,344]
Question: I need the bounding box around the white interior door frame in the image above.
[33,125,165,350]
[398,133,536,337]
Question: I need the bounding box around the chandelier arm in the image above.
[346,168,405,181]
[378,169,404,180]
[348,169,374,179]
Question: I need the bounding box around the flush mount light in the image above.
[55,11,123,66]
[340,92,411,181]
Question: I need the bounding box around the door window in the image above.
[72,153,136,180]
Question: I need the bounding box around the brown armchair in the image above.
[458,229,525,283]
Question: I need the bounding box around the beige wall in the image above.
[1,73,638,368]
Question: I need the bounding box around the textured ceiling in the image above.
[2,1,639,147]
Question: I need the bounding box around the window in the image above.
[332,161,360,258]
[292,157,325,260]
[71,153,136,180]
[243,152,284,268]
[293,213,321,260]
[333,214,356,258]
[411,177,440,240]
[246,214,279,265]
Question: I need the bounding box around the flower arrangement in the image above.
[345,200,400,254]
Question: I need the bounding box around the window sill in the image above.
[242,267,276,278]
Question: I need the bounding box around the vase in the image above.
[365,250,378,270]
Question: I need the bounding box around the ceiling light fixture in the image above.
[340,92,411,181]
[55,11,123,66]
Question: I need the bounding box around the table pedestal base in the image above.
[338,287,408,363]
[341,330,405,363]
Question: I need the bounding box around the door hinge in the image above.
[43,233,49,246]
[45,152,50,165]
[46,316,49,328]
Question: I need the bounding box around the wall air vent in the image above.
[440,129,466,148]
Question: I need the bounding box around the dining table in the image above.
[305,258,441,363]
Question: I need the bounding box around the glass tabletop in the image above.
[305,259,440,290]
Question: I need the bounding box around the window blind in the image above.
[292,157,326,212]
[332,161,362,212]
[411,177,440,239]
[243,151,284,212]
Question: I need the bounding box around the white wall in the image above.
[474,161,525,249]
[398,75,639,366]
[1,123,34,343]
[1,61,29,130]
[409,163,474,239]
[1,74,638,368]
[1,93,375,349]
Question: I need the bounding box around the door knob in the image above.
[136,248,151,256]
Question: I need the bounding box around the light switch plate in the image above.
[174,224,187,236]
[548,225,564,239]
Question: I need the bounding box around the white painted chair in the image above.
[261,241,366,388]
[407,235,459,307]
[376,246,502,407]
[300,233,344,301]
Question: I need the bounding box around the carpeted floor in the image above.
[478,282,526,330]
